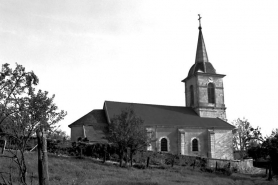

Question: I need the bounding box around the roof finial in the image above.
[198,14,202,29]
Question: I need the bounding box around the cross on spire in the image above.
[198,14,202,29]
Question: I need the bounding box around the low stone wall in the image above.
[207,158,264,174]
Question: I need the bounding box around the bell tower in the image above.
[182,15,226,120]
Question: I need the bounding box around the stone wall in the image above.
[207,158,264,174]
[196,75,226,119]
[70,126,84,142]
[214,130,234,160]
[147,127,233,160]
[196,107,226,119]
[149,127,209,157]
[182,128,208,157]
[184,74,226,119]
[154,127,177,153]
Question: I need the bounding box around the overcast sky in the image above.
[0,0,277,136]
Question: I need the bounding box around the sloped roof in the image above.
[187,62,216,77]
[195,27,209,64]
[68,109,107,127]
[104,101,234,129]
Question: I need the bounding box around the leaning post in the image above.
[36,130,43,185]
[42,128,49,185]
[0,139,6,155]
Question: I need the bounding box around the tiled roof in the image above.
[187,62,216,77]
[104,101,234,129]
[68,109,107,127]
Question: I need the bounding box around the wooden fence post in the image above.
[37,129,49,185]
[146,157,150,168]
[215,161,218,171]
[0,139,6,155]
[37,130,43,185]
[42,129,49,185]
[268,163,272,181]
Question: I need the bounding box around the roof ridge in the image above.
[68,109,106,127]
[104,100,186,108]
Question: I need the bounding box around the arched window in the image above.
[190,85,194,106]
[192,138,198,151]
[207,83,215,103]
[161,138,168,152]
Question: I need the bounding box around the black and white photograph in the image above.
[0,0,278,184]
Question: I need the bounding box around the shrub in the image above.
[133,164,146,169]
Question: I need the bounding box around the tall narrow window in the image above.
[161,138,168,152]
[192,138,198,151]
[207,83,215,103]
[190,85,194,106]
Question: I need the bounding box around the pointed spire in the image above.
[194,14,209,72]
[182,15,217,81]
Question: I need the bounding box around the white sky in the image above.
[0,0,277,136]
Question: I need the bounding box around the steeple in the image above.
[195,26,209,64]
[184,15,216,79]
[182,15,226,120]
[194,14,209,72]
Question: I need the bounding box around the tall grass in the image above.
[0,152,276,185]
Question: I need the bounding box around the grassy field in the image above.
[0,152,277,185]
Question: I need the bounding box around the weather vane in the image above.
[198,14,202,28]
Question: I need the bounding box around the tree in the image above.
[0,63,39,126]
[128,119,153,167]
[107,108,149,167]
[269,128,278,138]
[232,118,263,159]
[0,63,66,184]
[47,129,70,141]
[262,132,278,179]
[248,129,278,180]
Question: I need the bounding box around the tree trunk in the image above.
[119,150,123,167]
[103,144,107,163]
[80,146,83,158]
[21,166,27,185]
[130,151,134,167]
[268,163,272,181]
[125,148,129,166]
[19,153,27,185]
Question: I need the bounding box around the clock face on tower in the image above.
[208,77,213,83]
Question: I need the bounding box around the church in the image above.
[69,18,235,160]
